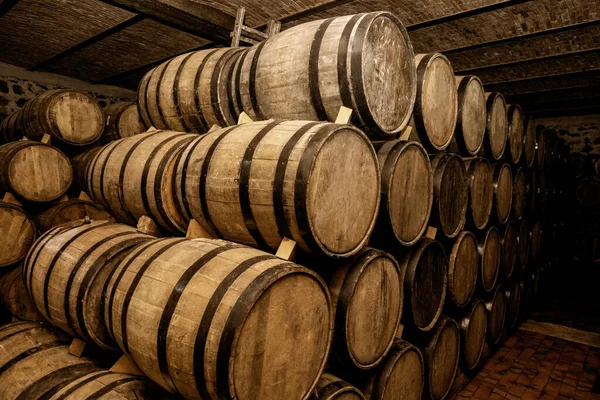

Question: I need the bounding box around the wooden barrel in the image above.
[362,340,424,400]
[86,130,196,234]
[421,317,460,400]
[409,53,457,151]
[36,199,113,233]
[312,373,365,400]
[493,163,513,224]
[0,111,19,143]
[522,117,536,168]
[505,105,524,164]
[512,167,527,220]
[535,128,547,171]
[505,281,522,329]
[501,220,518,279]
[47,370,176,400]
[464,157,493,230]
[430,154,468,238]
[0,322,101,399]
[23,220,153,350]
[450,75,485,155]
[530,220,542,261]
[232,12,417,139]
[481,92,507,160]
[9,89,103,146]
[397,239,447,332]
[0,141,72,203]
[485,287,507,346]
[328,248,403,370]
[0,267,44,322]
[104,238,333,400]
[174,120,380,257]
[101,102,145,144]
[478,226,501,293]
[0,201,36,268]
[459,300,487,371]
[517,220,530,269]
[138,48,244,133]
[371,140,433,247]
[445,231,478,308]
[70,147,102,191]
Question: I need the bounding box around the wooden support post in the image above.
[110,354,145,376]
[425,226,438,240]
[137,216,162,237]
[41,133,51,145]
[186,219,214,239]
[266,20,281,37]
[399,126,413,141]
[68,337,87,357]
[2,192,22,206]
[230,6,245,47]
[275,237,297,261]
[335,106,353,124]
[237,112,254,125]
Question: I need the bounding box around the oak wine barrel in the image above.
[464,157,493,230]
[517,220,530,269]
[86,130,196,234]
[0,141,72,203]
[0,267,44,322]
[104,238,333,400]
[522,117,536,168]
[430,154,468,238]
[0,111,19,143]
[459,300,487,371]
[232,12,417,139]
[0,322,101,399]
[101,102,145,143]
[493,163,513,224]
[0,201,36,268]
[501,220,518,279]
[505,281,522,329]
[362,340,424,400]
[328,248,403,370]
[486,287,507,346]
[138,48,244,133]
[174,120,380,257]
[35,199,112,233]
[397,239,447,332]
[535,128,547,171]
[478,226,501,293]
[480,92,507,160]
[23,220,153,350]
[445,231,478,308]
[371,140,433,247]
[505,104,524,164]
[449,75,485,155]
[70,146,102,191]
[512,167,527,220]
[311,373,365,400]
[409,53,457,151]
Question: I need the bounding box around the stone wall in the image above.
[537,114,600,160]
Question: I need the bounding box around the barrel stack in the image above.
[0,8,569,400]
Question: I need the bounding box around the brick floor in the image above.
[453,329,600,399]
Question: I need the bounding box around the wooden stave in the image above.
[464,157,493,230]
[35,199,113,233]
[485,287,507,346]
[421,316,460,400]
[234,12,417,139]
[535,127,547,171]
[0,267,44,322]
[0,201,37,268]
[445,231,478,308]
[477,226,501,293]
[174,120,381,258]
[311,373,366,400]
[70,147,102,192]
[501,220,518,280]
[512,167,527,221]
[481,92,508,161]
[530,220,542,262]
[522,117,536,168]
[451,75,486,156]
[517,220,530,269]
[505,104,524,165]
[504,281,522,329]
[103,237,333,400]
[430,154,468,238]
[492,162,513,225]
[0,111,21,144]
[101,102,146,144]
[458,300,487,371]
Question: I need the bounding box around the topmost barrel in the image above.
[233,12,417,139]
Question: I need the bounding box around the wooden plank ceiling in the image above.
[0,0,598,117]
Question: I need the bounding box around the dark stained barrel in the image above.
[70,147,102,191]
[517,220,530,269]
[101,102,146,143]
[312,373,365,400]
[512,167,527,220]
[0,111,19,143]
[464,157,493,230]
[493,163,513,224]
[446,231,478,308]
[502,220,518,279]
[450,75,486,156]
[522,117,536,168]
[480,92,507,160]
[486,287,507,346]
[535,128,547,171]
[505,281,522,329]
[0,267,44,322]
[459,300,487,371]
[530,220,542,261]
[421,317,460,400]
[430,154,468,238]
[0,201,36,269]
[505,104,524,164]
[35,199,113,233]
[478,226,501,293]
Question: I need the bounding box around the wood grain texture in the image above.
[505,280,522,329]
[430,154,468,238]
[101,102,146,144]
[522,117,536,168]
[459,300,487,371]
[450,75,486,155]
[311,373,365,400]
[104,238,333,400]
[477,226,501,293]
[446,231,478,308]
[492,162,513,224]
[512,167,527,220]
[506,104,524,164]
[480,92,508,160]
[0,267,44,321]
[485,287,507,346]
[0,201,36,268]
[517,219,530,269]
[464,157,493,230]
[70,147,103,192]
[36,199,113,233]
[501,220,518,279]
[421,316,460,400]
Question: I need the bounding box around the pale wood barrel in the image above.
[174,120,380,257]
[328,248,403,370]
[450,75,486,156]
[86,130,196,234]
[512,167,527,220]
[101,102,146,144]
[409,53,457,151]
[311,373,365,400]
[104,238,333,400]
[12,89,103,146]
[0,267,44,322]
[505,281,522,329]
[397,239,447,332]
[0,111,19,143]
[23,220,153,350]
[70,147,102,191]
[36,199,113,233]
[0,321,101,399]
[371,140,432,247]
[430,154,468,238]
[522,117,536,168]
[233,12,417,139]
[492,162,513,224]
[421,317,460,400]
[445,231,478,308]
[138,48,244,133]
[464,157,493,230]
[0,141,73,203]
[486,287,507,346]
[481,93,508,160]
[459,300,487,371]
[517,220,530,269]
[478,226,501,293]
[506,105,524,164]
[0,201,36,268]
[362,340,424,400]
[501,220,518,279]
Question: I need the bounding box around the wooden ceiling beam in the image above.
[485,69,600,95]
[507,85,600,105]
